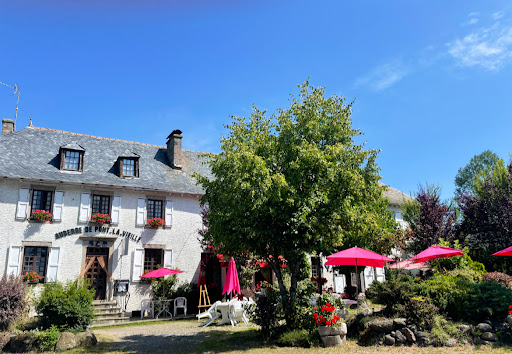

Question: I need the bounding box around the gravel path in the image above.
[91,319,257,353]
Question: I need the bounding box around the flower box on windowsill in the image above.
[23,271,44,283]
[146,218,165,228]
[90,213,111,225]
[31,210,52,223]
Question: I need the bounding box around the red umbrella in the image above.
[222,258,240,296]
[389,258,429,270]
[492,246,512,257]
[141,268,184,297]
[409,245,463,263]
[325,247,394,294]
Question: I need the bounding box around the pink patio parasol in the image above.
[141,268,184,298]
[389,258,429,270]
[325,247,394,295]
[222,258,241,296]
[409,245,463,263]
[492,245,512,257]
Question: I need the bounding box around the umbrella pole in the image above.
[356,258,358,297]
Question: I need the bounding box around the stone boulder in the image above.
[76,331,98,347]
[55,331,78,351]
[401,328,416,343]
[415,331,429,346]
[384,334,395,345]
[481,332,498,342]
[393,318,407,329]
[445,338,457,347]
[394,329,407,344]
[458,324,472,334]
[507,315,512,327]
[477,323,493,332]
[0,332,15,352]
[7,333,38,353]
[368,319,394,333]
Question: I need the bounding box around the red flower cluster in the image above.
[91,213,110,224]
[312,302,341,327]
[508,305,512,315]
[32,209,52,222]
[147,218,165,228]
[23,271,44,282]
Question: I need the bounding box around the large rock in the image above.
[55,332,78,351]
[481,332,498,342]
[458,324,472,334]
[445,338,457,347]
[0,333,15,352]
[415,331,429,346]
[76,331,98,347]
[393,318,407,329]
[477,323,493,332]
[401,328,416,343]
[368,319,394,333]
[7,333,37,353]
[384,334,395,346]
[395,330,407,344]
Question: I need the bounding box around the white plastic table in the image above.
[152,299,174,319]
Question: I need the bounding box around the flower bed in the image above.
[23,271,44,283]
[147,218,165,228]
[90,213,110,224]
[31,210,52,222]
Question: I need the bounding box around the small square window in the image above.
[92,195,111,215]
[147,199,163,220]
[123,159,135,176]
[65,150,80,170]
[31,190,52,212]
[144,249,163,272]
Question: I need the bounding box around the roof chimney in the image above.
[2,119,14,135]
[166,130,182,169]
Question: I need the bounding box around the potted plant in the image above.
[23,271,44,284]
[147,218,165,228]
[91,213,110,224]
[31,209,52,222]
[313,301,347,347]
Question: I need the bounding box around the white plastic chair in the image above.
[140,299,154,319]
[197,301,221,327]
[229,298,254,326]
[174,297,187,317]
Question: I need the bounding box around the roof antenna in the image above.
[0,81,21,129]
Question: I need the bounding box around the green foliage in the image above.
[430,315,467,346]
[276,329,312,348]
[434,239,486,274]
[196,81,396,327]
[394,296,438,330]
[366,271,420,314]
[251,295,281,338]
[36,280,95,331]
[464,282,512,322]
[37,325,60,351]
[455,150,502,195]
[0,274,28,330]
[150,273,180,300]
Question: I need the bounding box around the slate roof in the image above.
[0,126,213,195]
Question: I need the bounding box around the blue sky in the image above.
[1,1,512,199]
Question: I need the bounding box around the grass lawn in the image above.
[68,319,512,353]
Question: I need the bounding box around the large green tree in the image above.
[454,150,502,195]
[196,82,396,325]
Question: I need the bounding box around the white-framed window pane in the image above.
[65,151,80,170]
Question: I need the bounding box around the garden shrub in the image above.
[394,296,438,330]
[36,280,95,331]
[444,268,482,283]
[276,329,312,347]
[464,282,512,322]
[482,272,512,289]
[252,294,280,338]
[0,274,28,330]
[430,315,467,346]
[366,271,420,313]
[37,325,60,351]
[435,239,486,274]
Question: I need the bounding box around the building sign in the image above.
[55,226,141,242]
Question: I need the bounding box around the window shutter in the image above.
[163,249,173,269]
[376,267,386,283]
[78,192,91,223]
[165,199,173,227]
[132,248,144,282]
[16,188,30,220]
[136,198,146,226]
[52,191,65,221]
[7,246,22,276]
[111,195,122,225]
[47,247,60,282]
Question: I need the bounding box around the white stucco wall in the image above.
[0,179,204,313]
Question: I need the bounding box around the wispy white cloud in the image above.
[493,11,505,20]
[447,21,512,71]
[462,12,479,26]
[354,60,410,91]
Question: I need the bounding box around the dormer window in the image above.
[59,142,85,172]
[118,150,139,178]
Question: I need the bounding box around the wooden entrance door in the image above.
[85,247,109,300]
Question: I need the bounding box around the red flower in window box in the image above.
[31,209,52,222]
[147,218,165,228]
[23,271,44,283]
[91,213,111,224]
